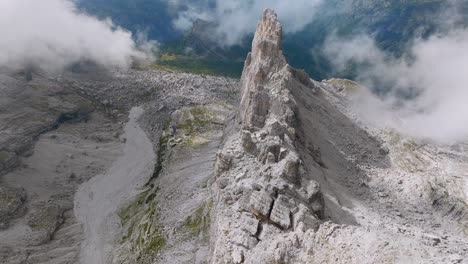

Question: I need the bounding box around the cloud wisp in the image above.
[324,28,468,144]
[170,0,323,46]
[0,0,156,72]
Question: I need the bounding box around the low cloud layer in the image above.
[0,0,155,72]
[324,29,468,143]
[169,0,323,46]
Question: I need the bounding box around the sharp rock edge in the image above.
[210,9,468,264]
[211,9,324,264]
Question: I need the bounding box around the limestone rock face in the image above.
[1,7,466,264]
[240,9,287,129]
[211,8,468,264]
[211,9,324,263]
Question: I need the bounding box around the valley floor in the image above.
[75,107,155,264]
[0,110,123,264]
[0,68,238,264]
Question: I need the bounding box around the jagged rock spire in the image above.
[239,9,315,131]
[240,9,289,129]
[251,9,286,63]
[212,9,324,264]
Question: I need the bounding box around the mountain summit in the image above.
[0,8,466,264]
[211,9,325,262]
[210,8,468,263]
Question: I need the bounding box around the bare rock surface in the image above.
[75,107,154,264]
[210,9,468,264]
[0,58,239,264]
[0,69,95,176]
[114,103,234,264]
[0,55,238,264]
[0,8,467,264]
[211,9,326,263]
[0,110,122,264]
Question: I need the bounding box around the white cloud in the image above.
[170,0,323,46]
[324,29,468,143]
[0,0,156,71]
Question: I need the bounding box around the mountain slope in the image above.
[209,9,467,263]
[0,6,467,264]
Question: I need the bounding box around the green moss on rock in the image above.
[183,201,211,238]
[118,186,166,263]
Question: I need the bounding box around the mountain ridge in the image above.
[0,6,466,264]
[209,8,467,263]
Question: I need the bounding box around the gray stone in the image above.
[249,190,273,218]
[0,186,26,228]
[242,130,257,154]
[232,247,245,264]
[270,195,293,229]
[240,213,259,236]
[215,151,233,177]
[282,153,300,182]
[266,152,276,164]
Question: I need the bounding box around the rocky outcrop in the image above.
[210,9,324,263]
[0,55,238,264]
[1,8,467,264]
[114,103,234,264]
[0,71,96,177]
[210,9,468,264]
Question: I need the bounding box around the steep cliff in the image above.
[210,9,467,264]
[0,8,467,264]
[210,10,325,263]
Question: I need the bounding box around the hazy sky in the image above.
[0,0,154,71]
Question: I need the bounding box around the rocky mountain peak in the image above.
[214,9,468,264]
[240,9,316,131]
[211,9,326,263]
[2,6,467,264]
[240,9,293,129]
[251,9,285,62]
